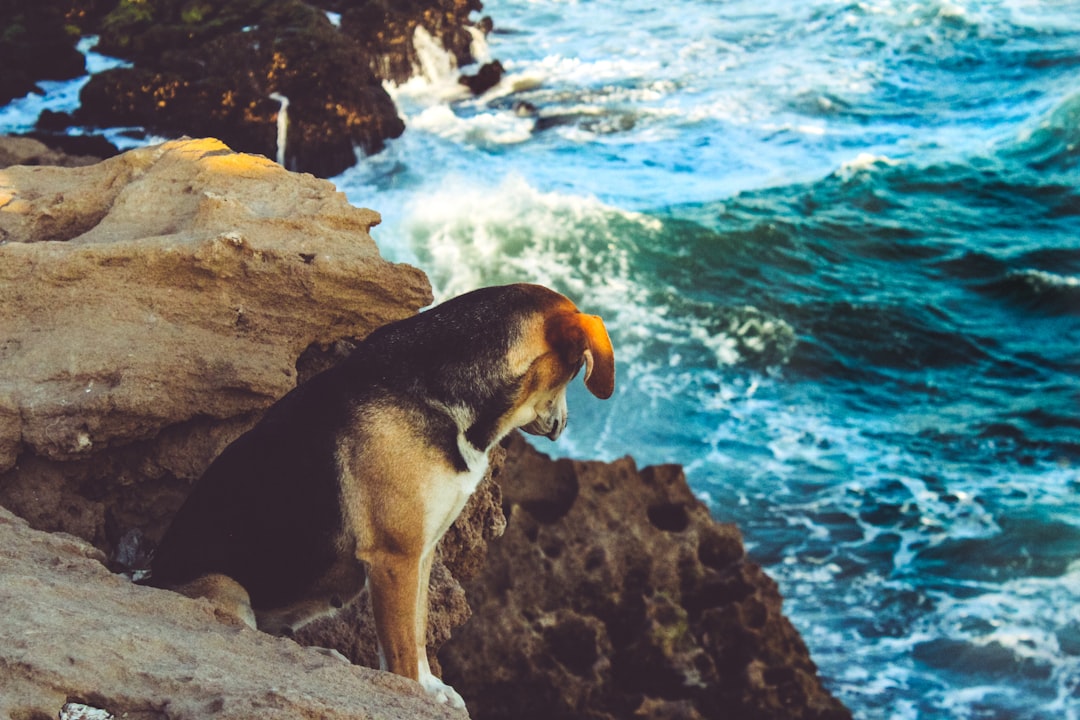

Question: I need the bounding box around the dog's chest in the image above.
[422,452,489,551]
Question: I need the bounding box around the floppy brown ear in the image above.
[577,313,615,399]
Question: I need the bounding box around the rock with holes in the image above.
[440,434,852,720]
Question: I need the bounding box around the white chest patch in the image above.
[422,424,490,552]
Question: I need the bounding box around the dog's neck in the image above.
[430,400,499,474]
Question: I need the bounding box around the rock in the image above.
[339,0,485,85]
[0,137,431,557]
[460,61,504,96]
[64,0,493,176]
[440,434,852,720]
[0,504,464,720]
[0,136,104,168]
[0,4,89,104]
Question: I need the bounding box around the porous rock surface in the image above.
[441,434,852,720]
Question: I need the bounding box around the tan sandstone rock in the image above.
[0,137,431,551]
[0,136,103,169]
[0,505,462,720]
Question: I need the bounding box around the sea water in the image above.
[4,2,1079,717]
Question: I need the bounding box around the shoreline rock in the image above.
[0,140,850,719]
[0,505,463,720]
[441,435,851,720]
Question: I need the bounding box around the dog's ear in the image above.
[578,314,615,399]
[548,312,615,399]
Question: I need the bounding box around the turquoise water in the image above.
[338,2,1080,717]
[4,2,1079,716]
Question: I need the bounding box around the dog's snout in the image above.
[546,418,562,441]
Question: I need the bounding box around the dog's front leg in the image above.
[368,549,421,680]
[415,549,465,709]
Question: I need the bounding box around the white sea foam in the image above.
[408,105,534,146]
[836,152,901,181]
[385,27,472,106]
[1015,268,1080,289]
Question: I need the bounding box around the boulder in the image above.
[0,136,104,169]
[440,434,852,720]
[0,137,431,558]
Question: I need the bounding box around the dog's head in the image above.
[505,285,615,441]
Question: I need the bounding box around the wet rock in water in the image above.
[461,61,505,95]
[64,0,492,176]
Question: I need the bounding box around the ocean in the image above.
[4,1,1079,717]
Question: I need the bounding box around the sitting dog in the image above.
[146,283,615,708]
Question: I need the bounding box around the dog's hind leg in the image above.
[168,573,257,630]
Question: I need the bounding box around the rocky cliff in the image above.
[0,139,849,719]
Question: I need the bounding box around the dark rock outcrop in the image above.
[56,0,492,177]
[441,434,852,720]
[0,3,92,104]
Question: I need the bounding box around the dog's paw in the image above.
[419,671,465,709]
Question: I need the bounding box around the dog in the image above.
[146,283,615,708]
